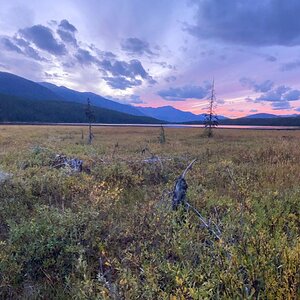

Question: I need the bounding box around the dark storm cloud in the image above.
[57,29,77,46]
[14,37,47,61]
[57,19,78,46]
[103,76,142,90]
[22,44,47,61]
[19,24,66,55]
[99,58,156,89]
[90,47,117,61]
[158,84,211,101]
[121,37,155,56]
[256,86,300,102]
[99,59,147,78]
[1,36,46,61]
[188,0,300,46]
[75,48,99,65]
[1,37,23,53]
[59,19,77,33]
[240,78,274,93]
[271,101,291,110]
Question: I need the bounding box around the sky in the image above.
[1,0,300,117]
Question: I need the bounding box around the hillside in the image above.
[0,93,162,124]
[139,106,228,122]
[138,106,205,122]
[0,72,63,101]
[39,82,145,116]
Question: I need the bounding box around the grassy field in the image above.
[0,125,299,299]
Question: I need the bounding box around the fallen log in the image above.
[52,155,83,172]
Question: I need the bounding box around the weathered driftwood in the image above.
[141,147,163,170]
[52,155,83,172]
[171,158,221,240]
[172,159,197,210]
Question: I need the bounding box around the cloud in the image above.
[19,24,66,55]
[0,19,158,92]
[59,19,77,33]
[264,55,277,62]
[281,60,300,71]
[103,76,142,90]
[240,77,274,93]
[22,44,47,61]
[57,19,78,46]
[75,48,99,65]
[1,37,23,53]
[99,58,156,89]
[1,36,46,61]
[250,109,258,112]
[121,37,155,56]
[165,75,176,83]
[256,86,300,102]
[216,98,225,104]
[99,59,146,78]
[188,0,300,46]
[271,101,291,110]
[44,72,61,79]
[158,83,211,101]
[284,89,300,101]
[154,61,176,70]
[128,94,145,104]
[256,86,289,101]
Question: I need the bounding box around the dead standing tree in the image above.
[204,79,218,138]
[85,98,95,145]
[159,124,166,144]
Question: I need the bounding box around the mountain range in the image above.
[0,72,159,124]
[0,71,300,125]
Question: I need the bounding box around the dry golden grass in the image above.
[0,125,299,299]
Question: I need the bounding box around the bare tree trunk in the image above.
[88,123,93,145]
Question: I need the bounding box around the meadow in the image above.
[0,125,299,299]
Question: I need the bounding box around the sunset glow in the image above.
[1,0,300,117]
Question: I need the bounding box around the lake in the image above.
[2,122,300,130]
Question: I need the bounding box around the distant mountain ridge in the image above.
[0,72,63,101]
[1,71,300,125]
[138,106,228,122]
[39,82,145,117]
[244,113,300,119]
[0,72,226,123]
[244,113,279,119]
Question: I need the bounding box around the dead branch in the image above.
[186,201,221,240]
[52,155,83,172]
[172,158,197,210]
[141,147,164,171]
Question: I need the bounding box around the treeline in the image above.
[185,116,300,126]
[0,93,162,124]
[220,117,300,126]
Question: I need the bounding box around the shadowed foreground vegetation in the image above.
[0,126,299,299]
